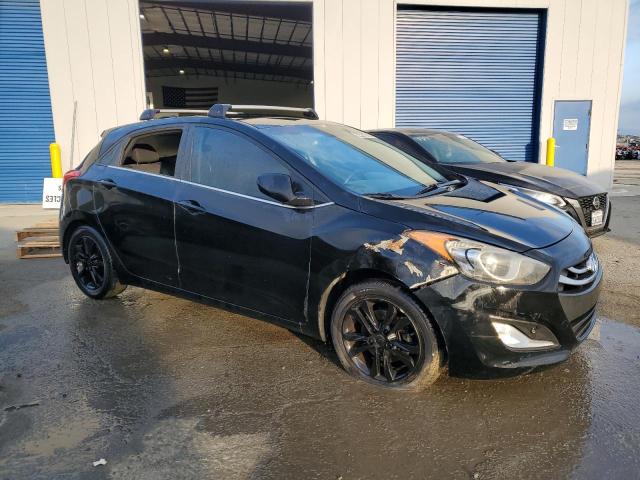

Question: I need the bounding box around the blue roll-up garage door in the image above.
[395,7,545,162]
[0,0,54,202]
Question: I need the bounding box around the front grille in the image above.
[578,193,608,227]
[559,252,599,292]
[570,307,597,341]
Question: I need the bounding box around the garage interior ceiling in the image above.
[139,1,313,84]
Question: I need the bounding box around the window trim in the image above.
[104,164,333,210]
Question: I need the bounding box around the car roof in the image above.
[369,128,448,136]
[240,117,341,128]
[100,115,349,153]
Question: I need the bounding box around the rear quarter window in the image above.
[96,141,124,166]
[77,144,101,173]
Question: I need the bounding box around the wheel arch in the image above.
[317,268,448,364]
[61,214,102,263]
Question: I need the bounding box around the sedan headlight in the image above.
[504,185,566,208]
[445,238,550,285]
[408,232,551,285]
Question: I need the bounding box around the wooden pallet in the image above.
[16,219,61,259]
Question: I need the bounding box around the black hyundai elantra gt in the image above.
[60,105,602,391]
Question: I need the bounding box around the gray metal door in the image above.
[552,101,592,175]
[395,7,545,162]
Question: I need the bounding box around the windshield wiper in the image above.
[363,192,407,200]
[416,179,463,196]
[364,179,464,200]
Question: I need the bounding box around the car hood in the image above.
[361,180,576,252]
[448,162,603,198]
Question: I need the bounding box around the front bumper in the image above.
[414,254,602,378]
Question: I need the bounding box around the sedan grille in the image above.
[578,193,608,227]
[559,252,599,292]
[570,307,597,341]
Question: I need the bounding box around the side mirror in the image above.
[257,173,314,207]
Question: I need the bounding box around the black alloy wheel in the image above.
[331,280,441,391]
[67,226,127,299]
[342,298,420,382]
[71,235,105,292]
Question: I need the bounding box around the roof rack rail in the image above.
[208,104,319,120]
[139,108,208,121]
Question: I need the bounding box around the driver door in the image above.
[174,126,315,323]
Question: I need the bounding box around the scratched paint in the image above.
[364,236,409,255]
[404,261,423,277]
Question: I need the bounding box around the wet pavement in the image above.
[0,196,639,479]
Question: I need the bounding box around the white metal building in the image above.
[0,0,629,202]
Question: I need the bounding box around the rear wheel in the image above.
[330,280,441,391]
[68,226,126,299]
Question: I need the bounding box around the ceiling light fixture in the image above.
[179,69,185,75]
[162,47,170,54]
[139,13,145,20]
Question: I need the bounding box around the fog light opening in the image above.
[491,322,558,350]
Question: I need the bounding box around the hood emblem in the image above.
[592,196,601,209]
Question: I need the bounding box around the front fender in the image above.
[306,207,459,340]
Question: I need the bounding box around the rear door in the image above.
[174,125,314,322]
[93,128,186,287]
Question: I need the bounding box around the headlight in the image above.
[407,232,550,285]
[445,238,550,285]
[504,185,566,208]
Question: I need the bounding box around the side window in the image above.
[190,127,289,199]
[120,130,183,177]
[380,134,415,154]
[384,134,435,163]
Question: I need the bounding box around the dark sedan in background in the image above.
[370,129,611,237]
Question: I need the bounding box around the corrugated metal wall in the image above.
[395,7,544,162]
[0,0,54,202]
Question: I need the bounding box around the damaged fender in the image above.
[309,220,459,341]
[360,232,458,289]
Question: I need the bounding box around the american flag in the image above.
[162,86,219,109]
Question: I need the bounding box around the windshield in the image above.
[260,123,447,196]
[411,133,506,165]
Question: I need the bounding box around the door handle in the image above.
[98,178,117,189]
[177,199,205,214]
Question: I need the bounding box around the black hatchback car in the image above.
[61,105,602,390]
[369,129,611,237]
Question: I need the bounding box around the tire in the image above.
[67,225,127,299]
[330,280,441,391]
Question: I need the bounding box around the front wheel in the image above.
[68,225,127,299]
[330,280,441,391]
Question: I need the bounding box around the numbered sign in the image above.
[42,178,63,209]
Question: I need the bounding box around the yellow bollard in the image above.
[545,137,555,167]
[50,143,63,178]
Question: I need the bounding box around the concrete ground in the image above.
[0,165,639,479]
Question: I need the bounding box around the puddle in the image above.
[567,316,640,478]
[19,416,101,458]
[591,317,640,363]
